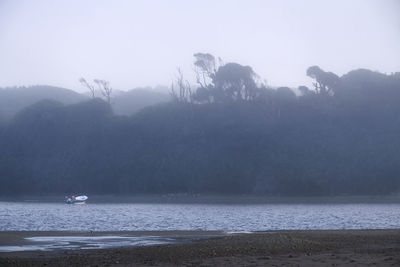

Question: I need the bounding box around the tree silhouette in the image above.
[79,77,96,98]
[170,68,192,103]
[94,79,112,104]
[193,52,218,89]
[212,63,258,102]
[306,66,339,95]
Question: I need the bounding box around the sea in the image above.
[1,200,400,231]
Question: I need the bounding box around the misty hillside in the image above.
[0,85,88,120]
[1,56,400,196]
[0,85,172,120]
[112,87,171,116]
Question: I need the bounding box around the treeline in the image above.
[0,85,171,120]
[0,54,400,196]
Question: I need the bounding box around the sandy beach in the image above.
[1,229,400,266]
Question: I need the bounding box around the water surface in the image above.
[1,202,400,231]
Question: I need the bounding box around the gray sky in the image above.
[0,0,399,93]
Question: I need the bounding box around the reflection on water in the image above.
[1,202,400,231]
[0,235,178,252]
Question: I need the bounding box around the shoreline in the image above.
[0,230,227,248]
[1,229,400,266]
[2,194,400,204]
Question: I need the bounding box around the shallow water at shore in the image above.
[0,230,228,252]
[0,234,181,252]
[1,201,400,231]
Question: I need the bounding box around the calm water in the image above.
[1,202,400,231]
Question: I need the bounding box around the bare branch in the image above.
[94,79,112,104]
[79,77,96,98]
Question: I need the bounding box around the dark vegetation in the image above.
[1,53,400,196]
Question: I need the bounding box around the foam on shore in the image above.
[0,231,226,252]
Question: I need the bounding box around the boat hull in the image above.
[65,195,88,204]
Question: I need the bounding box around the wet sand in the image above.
[1,229,400,266]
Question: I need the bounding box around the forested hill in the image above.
[0,85,171,120]
[1,55,400,196]
[0,85,87,120]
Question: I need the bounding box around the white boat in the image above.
[65,195,88,204]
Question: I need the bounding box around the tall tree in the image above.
[170,68,192,103]
[193,52,218,89]
[212,63,258,102]
[79,77,96,98]
[306,66,339,95]
[94,79,113,104]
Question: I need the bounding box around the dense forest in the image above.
[1,53,400,196]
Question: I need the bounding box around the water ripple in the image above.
[1,202,400,231]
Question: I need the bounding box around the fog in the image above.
[1,0,399,92]
[1,0,400,196]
